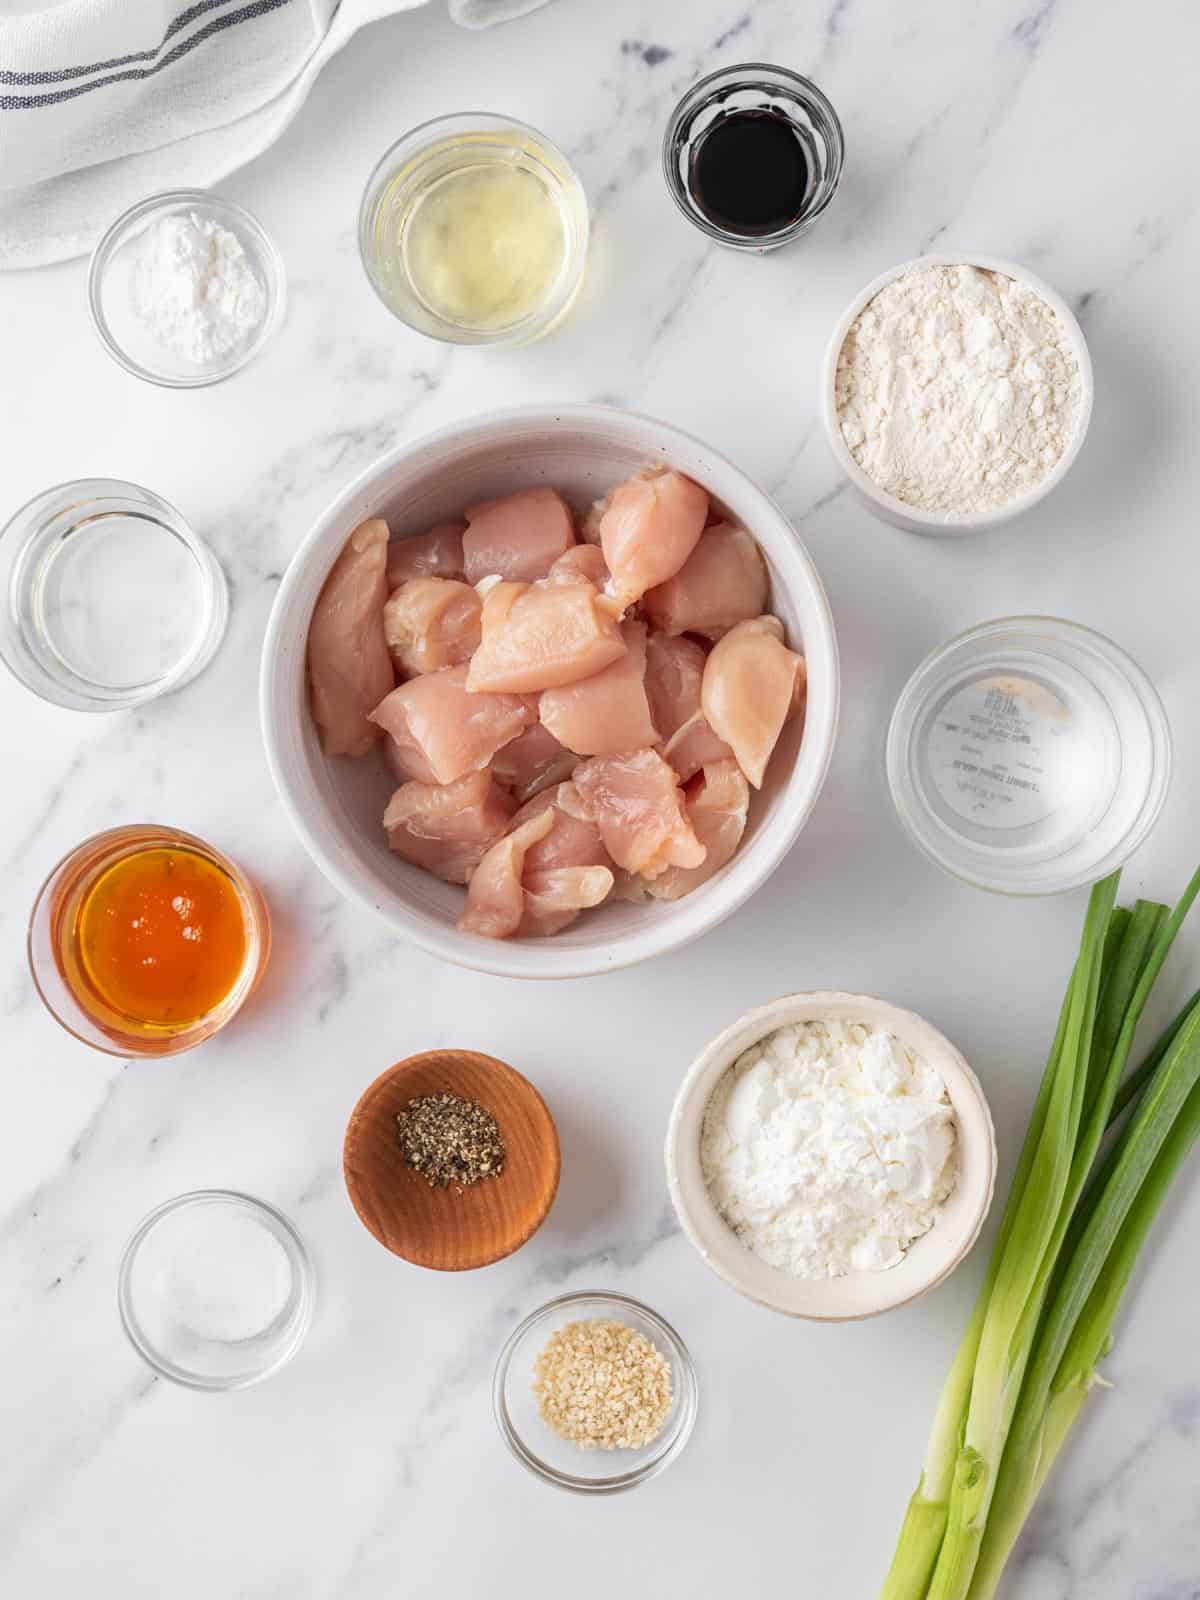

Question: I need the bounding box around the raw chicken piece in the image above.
[643,633,707,742]
[307,518,395,758]
[579,495,605,545]
[466,575,626,694]
[648,761,750,901]
[491,723,578,802]
[548,544,609,586]
[539,620,659,756]
[383,577,481,676]
[386,522,466,587]
[370,664,534,785]
[462,487,576,585]
[511,782,611,874]
[458,809,555,939]
[572,749,706,880]
[643,522,768,639]
[597,468,709,610]
[701,616,806,789]
[662,710,735,783]
[384,772,516,884]
[521,866,614,937]
[383,733,438,786]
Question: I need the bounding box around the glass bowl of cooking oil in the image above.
[358,113,588,347]
[28,825,270,1057]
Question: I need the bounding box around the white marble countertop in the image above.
[3,2,1200,1595]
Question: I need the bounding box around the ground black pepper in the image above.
[395,1093,506,1189]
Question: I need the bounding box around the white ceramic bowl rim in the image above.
[665,991,997,1321]
[820,252,1095,532]
[259,403,840,980]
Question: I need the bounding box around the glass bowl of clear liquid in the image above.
[358,113,588,347]
[886,617,1172,896]
[0,478,228,711]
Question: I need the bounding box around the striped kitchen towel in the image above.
[0,0,550,269]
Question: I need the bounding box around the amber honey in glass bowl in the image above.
[28,825,270,1056]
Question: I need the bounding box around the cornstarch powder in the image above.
[130,211,266,366]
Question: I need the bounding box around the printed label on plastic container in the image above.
[926,674,1089,831]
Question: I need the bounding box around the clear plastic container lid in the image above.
[887,617,1172,895]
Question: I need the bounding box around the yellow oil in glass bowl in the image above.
[360,114,588,347]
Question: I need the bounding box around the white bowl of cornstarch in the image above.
[665,991,996,1321]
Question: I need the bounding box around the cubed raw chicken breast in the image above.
[307,518,395,757]
[510,782,611,874]
[458,808,555,939]
[384,772,517,884]
[643,522,768,639]
[662,710,735,783]
[643,633,734,781]
[643,633,706,742]
[597,468,709,610]
[648,761,750,900]
[386,522,466,587]
[572,749,706,880]
[539,620,659,756]
[521,866,615,937]
[466,576,627,694]
[548,544,610,586]
[701,616,806,789]
[370,664,534,786]
[491,723,578,802]
[383,732,438,786]
[383,577,482,676]
[462,487,576,585]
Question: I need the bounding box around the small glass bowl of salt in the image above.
[118,1191,315,1389]
[88,190,285,387]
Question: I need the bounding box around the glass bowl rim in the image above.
[356,110,589,348]
[117,1188,315,1390]
[27,822,269,1056]
[87,188,286,389]
[492,1289,699,1493]
[0,475,229,712]
[885,613,1173,896]
[661,60,846,250]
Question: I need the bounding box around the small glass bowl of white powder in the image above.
[666,993,997,1321]
[118,1191,314,1389]
[820,253,1093,534]
[89,190,285,387]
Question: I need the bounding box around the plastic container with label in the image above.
[886,617,1172,895]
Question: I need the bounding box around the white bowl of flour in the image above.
[665,992,996,1320]
[820,254,1093,535]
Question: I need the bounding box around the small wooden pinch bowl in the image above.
[343,1050,561,1271]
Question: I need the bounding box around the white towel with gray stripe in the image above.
[0,0,550,270]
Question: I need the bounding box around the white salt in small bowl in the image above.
[819,253,1094,536]
[88,190,285,388]
[118,1190,315,1389]
[665,993,996,1321]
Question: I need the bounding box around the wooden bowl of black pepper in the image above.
[342,1051,561,1270]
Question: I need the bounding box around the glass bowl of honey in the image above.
[28,825,270,1057]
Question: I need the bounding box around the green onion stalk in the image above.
[879,866,1200,1600]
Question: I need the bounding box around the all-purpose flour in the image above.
[834,263,1083,516]
[701,1020,959,1279]
[130,211,266,366]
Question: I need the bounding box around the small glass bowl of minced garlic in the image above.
[358,113,589,348]
[492,1291,698,1492]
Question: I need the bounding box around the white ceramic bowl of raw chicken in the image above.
[260,405,839,979]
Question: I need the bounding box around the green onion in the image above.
[879,866,1200,1600]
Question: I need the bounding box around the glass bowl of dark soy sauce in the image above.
[663,64,844,251]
